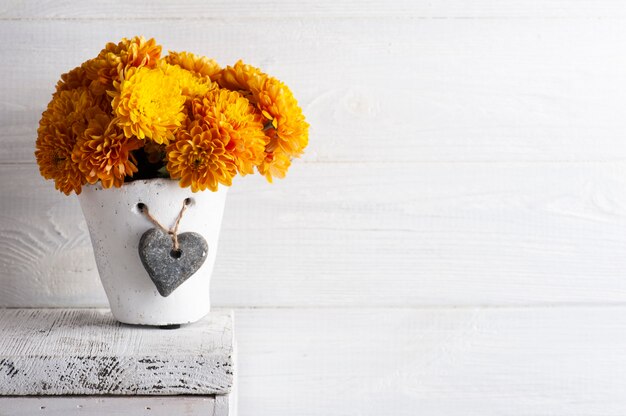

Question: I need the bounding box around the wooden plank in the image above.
[2,162,626,307]
[4,19,626,163]
[2,0,626,18]
[234,306,626,416]
[0,309,234,395]
[215,393,236,416]
[0,396,220,416]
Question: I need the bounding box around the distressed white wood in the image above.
[0,396,220,416]
[2,163,626,307]
[0,309,234,396]
[8,306,626,415]
[215,394,236,416]
[4,19,626,164]
[234,306,626,416]
[2,0,626,18]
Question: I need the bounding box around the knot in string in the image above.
[138,198,191,252]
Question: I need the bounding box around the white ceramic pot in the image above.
[77,178,227,326]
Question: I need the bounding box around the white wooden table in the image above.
[0,308,236,415]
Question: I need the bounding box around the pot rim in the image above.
[83,178,177,191]
[82,178,229,194]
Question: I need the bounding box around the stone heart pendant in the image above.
[138,228,209,297]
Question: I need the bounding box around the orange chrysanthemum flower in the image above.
[166,120,236,192]
[84,36,161,96]
[192,89,266,175]
[56,65,90,92]
[55,63,111,114]
[257,149,292,183]
[73,114,142,188]
[165,51,221,80]
[35,88,101,195]
[216,60,264,99]
[255,76,309,157]
[218,61,309,180]
[111,66,186,144]
[121,36,162,68]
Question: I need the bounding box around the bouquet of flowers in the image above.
[35,36,309,195]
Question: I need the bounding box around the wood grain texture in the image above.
[4,19,626,164]
[2,163,626,307]
[1,1,625,415]
[235,306,626,416]
[2,0,626,18]
[0,396,220,416]
[0,309,234,395]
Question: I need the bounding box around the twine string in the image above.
[138,198,191,252]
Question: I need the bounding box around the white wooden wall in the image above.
[2,1,626,414]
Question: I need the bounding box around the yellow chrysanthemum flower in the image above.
[166,120,236,192]
[165,51,221,80]
[161,62,215,101]
[73,113,142,188]
[111,66,186,144]
[35,88,101,195]
[84,36,161,96]
[191,89,266,175]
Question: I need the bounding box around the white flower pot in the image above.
[77,178,227,326]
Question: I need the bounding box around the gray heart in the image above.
[138,228,209,297]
